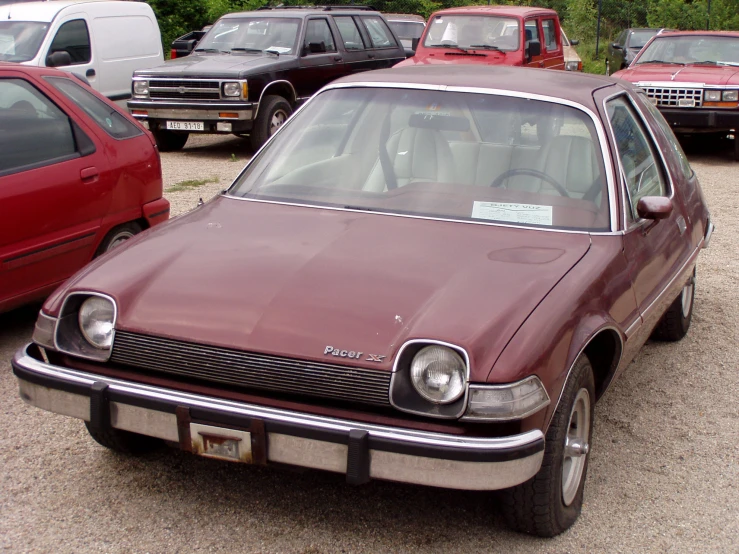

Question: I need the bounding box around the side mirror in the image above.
[404,47,415,58]
[526,39,541,60]
[411,37,419,51]
[611,42,623,50]
[307,41,326,54]
[47,50,72,67]
[570,39,579,46]
[636,196,673,220]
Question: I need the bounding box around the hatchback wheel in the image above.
[499,355,595,537]
[95,222,142,257]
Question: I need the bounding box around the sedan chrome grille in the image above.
[146,79,221,101]
[110,332,392,407]
[639,86,703,108]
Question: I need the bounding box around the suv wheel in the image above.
[152,129,189,152]
[250,95,292,151]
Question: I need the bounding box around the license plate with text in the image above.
[166,120,204,131]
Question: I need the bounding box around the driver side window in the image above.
[606,96,667,221]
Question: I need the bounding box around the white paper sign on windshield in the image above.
[472,201,553,226]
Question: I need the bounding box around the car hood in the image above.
[58,198,591,381]
[616,63,739,85]
[134,53,292,78]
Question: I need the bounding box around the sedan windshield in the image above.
[196,17,300,54]
[424,15,520,51]
[0,21,49,62]
[229,88,610,232]
[637,35,739,65]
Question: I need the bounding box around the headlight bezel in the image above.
[132,79,149,97]
[222,81,242,98]
[54,292,117,362]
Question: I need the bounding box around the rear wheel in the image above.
[499,356,595,537]
[652,268,696,341]
[95,222,142,257]
[152,129,189,152]
[249,95,292,151]
[85,422,162,455]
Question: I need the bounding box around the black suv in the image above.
[128,7,406,151]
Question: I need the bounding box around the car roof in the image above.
[383,13,425,22]
[222,7,381,19]
[331,65,617,111]
[430,6,559,17]
[655,30,739,38]
[0,0,131,21]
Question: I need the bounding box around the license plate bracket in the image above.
[166,120,204,131]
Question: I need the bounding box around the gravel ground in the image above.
[0,136,737,553]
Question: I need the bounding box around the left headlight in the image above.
[222,81,242,97]
[410,345,466,404]
[78,296,116,349]
[565,61,580,71]
[133,80,149,96]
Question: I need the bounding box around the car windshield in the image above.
[423,15,520,51]
[196,17,300,54]
[388,21,424,40]
[229,87,610,232]
[629,30,658,49]
[0,21,49,62]
[637,35,739,65]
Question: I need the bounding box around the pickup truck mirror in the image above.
[525,40,541,60]
[47,50,72,68]
[411,37,419,51]
[570,39,579,46]
[636,196,673,220]
[611,42,623,50]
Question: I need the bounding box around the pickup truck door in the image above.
[540,17,565,70]
[524,18,545,68]
[295,17,346,98]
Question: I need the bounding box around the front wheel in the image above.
[499,356,595,537]
[249,95,292,151]
[152,129,189,152]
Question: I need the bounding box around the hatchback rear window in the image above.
[45,77,142,140]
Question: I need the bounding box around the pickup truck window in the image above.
[524,20,540,46]
[424,15,519,52]
[542,19,557,51]
[304,18,336,53]
[361,16,397,49]
[334,16,366,51]
[197,17,300,54]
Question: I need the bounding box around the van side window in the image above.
[361,16,397,48]
[334,16,366,51]
[0,78,77,175]
[47,19,91,65]
[542,19,558,51]
[45,77,142,140]
[304,19,336,54]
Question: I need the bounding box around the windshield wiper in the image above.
[636,59,685,65]
[430,43,469,53]
[468,44,502,51]
[230,47,263,53]
[194,48,226,53]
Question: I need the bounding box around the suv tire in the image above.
[152,129,189,152]
[250,95,292,151]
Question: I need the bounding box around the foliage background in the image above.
[145,0,739,70]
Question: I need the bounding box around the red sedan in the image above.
[0,63,169,313]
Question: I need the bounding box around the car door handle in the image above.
[333,56,342,61]
[368,53,375,59]
[80,167,99,182]
[86,68,96,77]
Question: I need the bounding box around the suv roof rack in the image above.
[257,4,376,11]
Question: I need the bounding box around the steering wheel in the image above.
[490,168,570,198]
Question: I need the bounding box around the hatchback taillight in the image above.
[170,49,177,59]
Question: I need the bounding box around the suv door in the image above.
[332,15,374,75]
[540,17,564,69]
[358,15,404,68]
[0,73,108,309]
[45,18,97,88]
[524,18,544,67]
[608,30,627,71]
[295,17,345,98]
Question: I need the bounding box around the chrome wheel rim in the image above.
[681,280,694,318]
[270,109,288,135]
[562,388,591,506]
[107,231,135,251]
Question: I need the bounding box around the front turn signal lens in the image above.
[464,376,550,421]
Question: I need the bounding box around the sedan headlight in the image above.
[410,345,466,404]
[722,90,738,101]
[133,80,149,96]
[78,296,116,349]
[704,90,721,102]
[222,81,242,97]
[464,376,550,421]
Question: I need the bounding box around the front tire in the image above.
[152,129,189,152]
[249,95,292,151]
[499,356,595,537]
[85,422,162,455]
[652,268,695,341]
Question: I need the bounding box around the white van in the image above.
[0,0,163,103]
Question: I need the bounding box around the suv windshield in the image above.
[0,21,49,62]
[424,15,519,51]
[229,87,609,232]
[196,17,301,54]
[629,29,658,49]
[637,35,739,65]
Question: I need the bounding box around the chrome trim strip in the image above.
[127,100,253,109]
[129,107,253,121]
[704,219,714,248]
[636,80,739,90]
[640,243,702,323]
[224,80,620,234]
[389,339,471,420]
[624,316,642,338]
[255,80,298,118]
[14,350,544,452]
[134,77,229,83]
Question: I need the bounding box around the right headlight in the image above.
[463,376,550,421]
[704,90,721,102]
[409,345,466,404]
[52,292,117,362]
[78,296,116,349]
[133,80,149,97]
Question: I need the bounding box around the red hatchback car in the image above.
[0,64,169,313]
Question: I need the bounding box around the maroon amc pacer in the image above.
[13,66,712,536]
[613,30,739,160]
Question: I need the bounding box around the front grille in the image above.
[147,79,222,101]
[640,86,703,108]
[110,331,392,407]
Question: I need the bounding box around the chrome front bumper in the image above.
[127,100,254,121]
[13,344,544,491]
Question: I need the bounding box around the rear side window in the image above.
[542,19,558,51]
[361,16,397,48]
[46,77,142,140]
[304,18,336,53]
[334,16,365,51]
[639,93,694,180]
[47,19,91,65]
[0,78,76,174]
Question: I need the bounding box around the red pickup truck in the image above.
[396,6,565,70]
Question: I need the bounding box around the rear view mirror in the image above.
[47,51,72,67]
[570,39,579,46]
[636,196,673,220]
[611,42,623,50]
[408,113,470,132]
[411,37,419,51]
